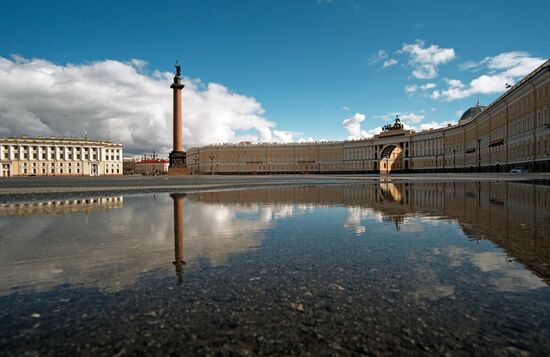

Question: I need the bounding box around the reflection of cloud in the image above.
[183,202,274,266]
[399,222,424,233]
[410,267,455,301]
[435,246,546,292]
[412,285,455,301]
[343,207,383,235]
[0,195,297,294]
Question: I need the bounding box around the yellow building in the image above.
[188,59,550,174]
[0,136,123,177]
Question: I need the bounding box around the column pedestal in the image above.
[168,151,191,175]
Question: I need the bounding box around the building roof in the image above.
[459,103,486,125]
[137,159,168,164]
[0,135,122,146]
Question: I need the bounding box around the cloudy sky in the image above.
[0,0,548,155]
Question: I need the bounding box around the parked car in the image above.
[510,167,529,173]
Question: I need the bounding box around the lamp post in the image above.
[208,153,215,175]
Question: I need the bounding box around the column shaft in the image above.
[173,88,183,152]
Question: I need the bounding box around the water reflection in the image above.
[0,181,549,295]
[171,193,186,285]
[0,197,123,216]
[189,181,550,286]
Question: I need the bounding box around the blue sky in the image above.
[0,0,548,153]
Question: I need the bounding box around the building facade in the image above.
[187,59,550,174]
[0,136,123,177]
[134,158,169,175]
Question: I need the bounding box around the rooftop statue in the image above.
[382,115,404,132]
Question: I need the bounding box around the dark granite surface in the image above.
[1,182,549,356]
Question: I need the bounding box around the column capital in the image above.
[170,76,185,89]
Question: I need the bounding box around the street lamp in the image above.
[208,153,215,175]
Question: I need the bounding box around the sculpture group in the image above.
[382,116,404,132]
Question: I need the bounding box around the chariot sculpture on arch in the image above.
[382,115,404,132]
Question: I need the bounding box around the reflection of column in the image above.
[171,193,186,285]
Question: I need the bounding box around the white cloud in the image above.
[0,56,297,155]
[412,64,438,80]
[431,107,437,112]
[372,110,454,133]
[400,40,455,79]
[297,137,315,143]
[342,112,368,140]
[432,51,546,101]
[369,49,388,65]
[382,59,398,68]
[257,127,295,143]
[342,106,350,111]
[484,51,545,77]
[458,60,480,71]
[369,49,398,69]
[399,112,425,124]
[375,111,425,124]
[420,82,436,91]
[404,84,418,94]
[417,120,454,131]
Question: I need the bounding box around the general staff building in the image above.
[187,59,550,174]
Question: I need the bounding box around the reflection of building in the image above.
[189,183,550,283]
[0,136,123,177]
[171,194,186,285]
[188,60,550,174]
[0,197,123,216]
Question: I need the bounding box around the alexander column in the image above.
[168,61,191,175]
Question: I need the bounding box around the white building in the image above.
[0,136,123,177]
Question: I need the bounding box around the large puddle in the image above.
[1,181,549,355]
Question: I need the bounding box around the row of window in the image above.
[20,162,120,175]
[1,145,121,161]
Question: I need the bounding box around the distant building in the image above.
[187,59,550,174]
[122,158,138,175]
[0,136,123,177]
[134,158,169,175]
